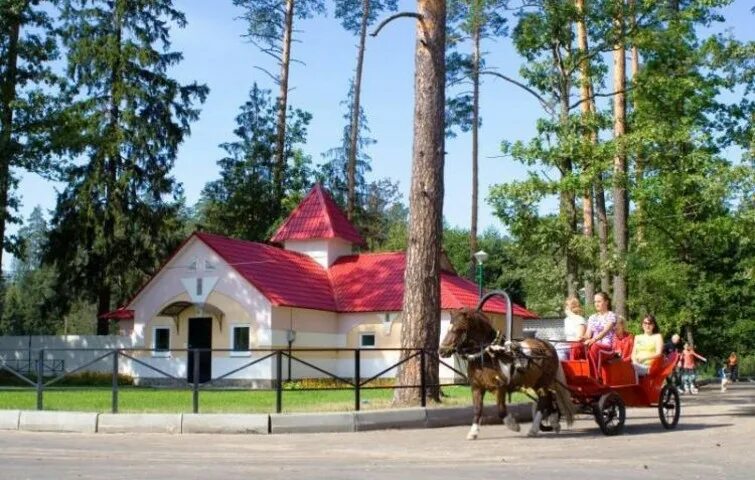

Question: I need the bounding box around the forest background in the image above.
[1,0,753,363]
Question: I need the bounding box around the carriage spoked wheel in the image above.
[593,391,626,436]
[658,384,681,429]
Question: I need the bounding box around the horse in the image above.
[439,308,576,440]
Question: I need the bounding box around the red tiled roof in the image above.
[196,232,338,311]
[328,252,538,317]
[126,231,537,318]
[270,184,365,245]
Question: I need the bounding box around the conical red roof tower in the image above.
[270,184,365,246]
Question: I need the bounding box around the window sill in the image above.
[230,351,251,357]
[151,352,171,358]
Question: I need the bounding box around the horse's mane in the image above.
[452,308,497,337]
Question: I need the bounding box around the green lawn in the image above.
[0,386,529,413]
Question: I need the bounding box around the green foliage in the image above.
[45,0,208,317]
[334,0,398,33]
[197,83,312,242]
[0,0,69,274]
[317,81,375,211]
[0,208,63,335]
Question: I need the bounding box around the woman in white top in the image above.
[557,297,586,360]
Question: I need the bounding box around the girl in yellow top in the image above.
[631,315,664,376]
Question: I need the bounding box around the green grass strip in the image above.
[0,386,529,413]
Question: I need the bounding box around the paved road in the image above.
[1,383,753,480]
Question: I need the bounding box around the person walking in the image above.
[680,343,707,394]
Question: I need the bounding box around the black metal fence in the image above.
[0,348,468,414]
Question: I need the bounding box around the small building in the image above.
[102,185,537,385]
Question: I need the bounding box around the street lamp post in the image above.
[473,250,488,298]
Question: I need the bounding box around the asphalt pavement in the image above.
[0,382,752,480]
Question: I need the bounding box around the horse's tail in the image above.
[554,362,576,426]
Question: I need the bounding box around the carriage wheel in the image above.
[593,392,626,436]
[658,384,680,429]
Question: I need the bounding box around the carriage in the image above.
[469,291,681,437]
[558,347,681,435]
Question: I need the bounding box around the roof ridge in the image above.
[315,184,338,239]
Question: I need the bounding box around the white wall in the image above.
[283,238,352,268]
[0,336,135,375]
[128,237,272,349]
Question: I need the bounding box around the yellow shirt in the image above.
[634,334,660,365]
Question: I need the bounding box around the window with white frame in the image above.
[359,332,376,348]
[204,259,216,271]
[153,327,170,356]
[231,325,251,355]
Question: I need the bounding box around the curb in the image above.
[182,413,269,434]
[19,411,97,433]
[98,413,182,434]
[0,403,534,435]
[0,410,20,430]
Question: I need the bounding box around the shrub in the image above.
[0,370,133,387]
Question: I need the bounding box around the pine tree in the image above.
[334,0,397,219]
[47,0,207,334]
[234,0,325,215]
[198,83,312,241]
[318,82,375,210]
[1,207,60,335]
[445,0,506,278]
[0,0,65,289]
[372,0,447,405]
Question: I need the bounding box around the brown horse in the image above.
[439,308,575,439]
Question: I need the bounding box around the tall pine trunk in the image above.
[560,94,578,298]
[346,0,370,220]
[630,0,644,246]
[273,0,295,212]
[97,3,124,334]
[576,0,595,302]
[394,0,446,405]
[469,23,480,277]
[612,8,628,322]
[0,5,23,292]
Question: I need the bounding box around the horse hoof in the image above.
[466,432,478,440]
[526,428,539,437]
[504,417,520,432]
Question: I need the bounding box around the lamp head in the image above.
[473,250,489,265]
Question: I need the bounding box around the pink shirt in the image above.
[587,311,616,347]
[681,350,706,369]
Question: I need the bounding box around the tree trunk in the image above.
[576,0,595,302]
[560,94,578,299]
[468,23,480,278]
[273,0,295,212]
[98,3,124,335]
[394,0,446,405]
[612,10,628,322]
[553,34,578,299]
[346,0,370,220]
[630,0,644,246]
[0,6,22,289]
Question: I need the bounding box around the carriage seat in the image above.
[600,359,636,386]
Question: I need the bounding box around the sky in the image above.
[11,0,755,270]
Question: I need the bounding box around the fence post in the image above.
[112,349,119,413]
[36,349,44,410]
[193,349,199,414]
[420,348,426,408]
[354,349,361,412]
[275,350,283,413]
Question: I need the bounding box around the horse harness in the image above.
[462,330,542,386]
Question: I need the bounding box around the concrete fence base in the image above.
[0,403,534,435]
